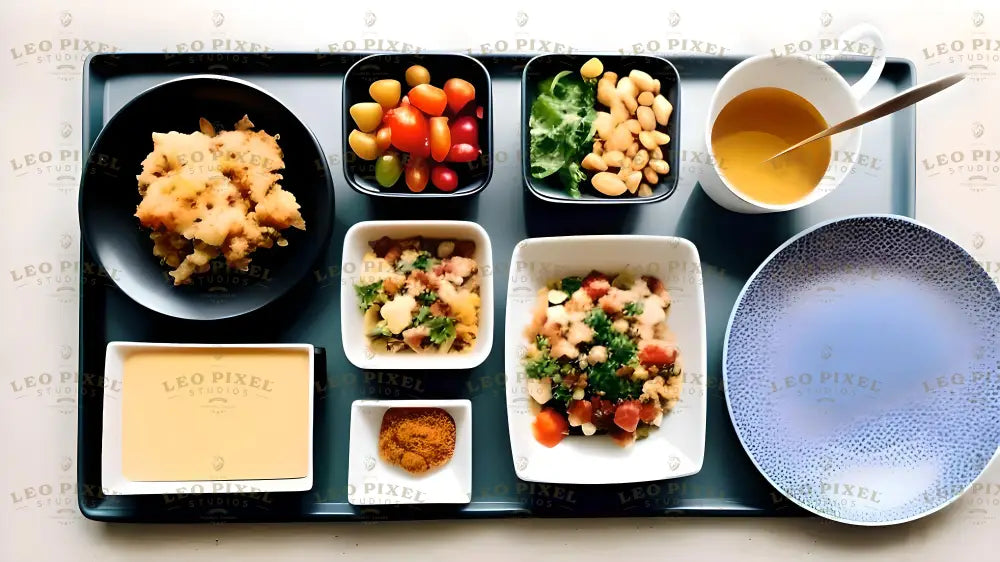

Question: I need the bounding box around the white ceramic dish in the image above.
[504,235,707,484]
[340,220,494,370]
[101,342,314,495]
[348,399,472,505]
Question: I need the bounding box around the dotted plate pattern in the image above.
[724,215,1000,525]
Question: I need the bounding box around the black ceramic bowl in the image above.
[79,75,334,320]
[521,53,680,204]
[342,53,493,198]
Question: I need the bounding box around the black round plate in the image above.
[79,75,334,320]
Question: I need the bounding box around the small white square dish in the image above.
[348,399,472,505]
[504,235,707,484]
[340,220,493,370]
[102,342,314,495]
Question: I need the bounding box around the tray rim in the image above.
[76,50,918,523]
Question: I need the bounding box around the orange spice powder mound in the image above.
[378,408,456,474]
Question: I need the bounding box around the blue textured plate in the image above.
[724,214,1000,525]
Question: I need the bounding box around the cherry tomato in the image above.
[476,105,484,119]
[449,116,479,147]
[374,152,403,188]
[405,64,430,87]
[446,143,479,163]
[407,84,447,117]
[375,126,392,153]
[404,156,429,193]
[443,78,476,113]
[429,117,451,162]
[532,408,569,448]
[613,401,641,433]
[369,79,401,110]
[386,105,429,156]
[431,165,458,192]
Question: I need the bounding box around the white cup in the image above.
[699,24,886,214]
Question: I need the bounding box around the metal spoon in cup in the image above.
[764,72,966,163]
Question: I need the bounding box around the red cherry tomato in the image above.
[386,105,429,156]
[449,115,479,147]
[476,105,484,119]
[443,78,476,113]
[445,143,479,163]
[375,126,392,153]
[532,409,569,448]
[431,165,458,192]
[429,116,451,162]
[407,84,447,117]
[404,156,429,193]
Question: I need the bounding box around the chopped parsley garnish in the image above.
[535,334,550,350]
[587,360,641,402]
[560,276,583,294]
[398,251,439,273]
[413,305,431,326]
[552,384,574,403]
[368,321,392,338]
[417,290,438,305]
[623,301,644,317]
[413,251,437,271]
[425,316,456,345]
[525,353,561,379]
[584,308,642,400]
[354,280,385,311]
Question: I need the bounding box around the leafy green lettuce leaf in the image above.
[529,71,597,198]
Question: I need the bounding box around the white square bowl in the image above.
[102,342,314,495]
[348,399,472,505]
[340,221,493,370]
[504,235,707,484]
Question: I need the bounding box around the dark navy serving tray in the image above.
[77,52,915,522]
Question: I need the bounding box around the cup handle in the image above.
[821,23,886,100]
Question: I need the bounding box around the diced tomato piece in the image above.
[613,401,641,432]
[590,396,615,430]
[609,427,636,448]
[567,399,593,427]
[639,401,660,423]
[638,342,677,366]
[532,409,569,448]
[582,272,611,301]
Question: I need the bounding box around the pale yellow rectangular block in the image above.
[121,347,311,482]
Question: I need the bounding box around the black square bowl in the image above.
[521,53,680,204]
[342,53,493,198]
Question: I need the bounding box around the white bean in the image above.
[625,170,642,193]
[637,106,656,131]
[602,150,626,168]
[628,69,656,92]
[653,95,673,126]
[595,111,613,140]
[582,152,608,172]
[616,76,638,99]
[592,172,628,196]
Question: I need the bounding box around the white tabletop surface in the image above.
[2,0,999,560]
